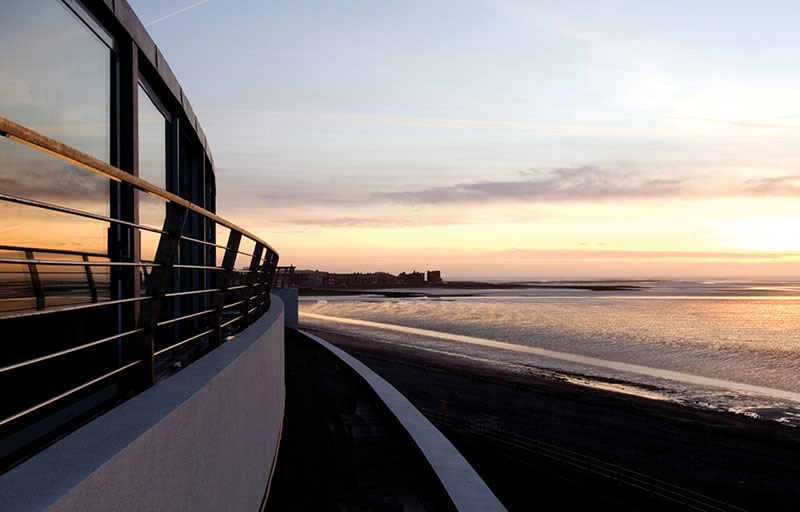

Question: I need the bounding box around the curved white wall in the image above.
[0,296,285,512]
[300,330,506,512]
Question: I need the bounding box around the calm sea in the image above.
[299,279,800,427]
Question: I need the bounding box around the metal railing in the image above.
[418,406,748,512]
[0,115,279,465]
[272,265,295,288]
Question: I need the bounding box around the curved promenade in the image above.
[298,330,506,512]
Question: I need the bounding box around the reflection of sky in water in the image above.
[0,0,110,161]
[300,284,800,425]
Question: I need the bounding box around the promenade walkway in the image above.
[266,330,456,511]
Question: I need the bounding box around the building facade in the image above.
[0,0,278,469]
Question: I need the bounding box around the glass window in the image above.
[0,0,111,162]
[0,1,112,314]
[138,85,167,262]
[0,137,110,314]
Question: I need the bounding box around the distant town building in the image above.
[427,270,442,284]
[397,271,425,286]
[293,269,443,288]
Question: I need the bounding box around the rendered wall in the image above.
[0,296,285,512]
[272,288,299,329]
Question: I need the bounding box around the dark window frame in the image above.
[61,0,116,51]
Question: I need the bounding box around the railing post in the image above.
[209,229,241,347]
[263,251,278,311]
[238,242,264,327]
[257,252,273,315]
[132,201,188,390]
[24,250,44,310]
[82,254,98,303]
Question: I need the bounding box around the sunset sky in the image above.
[128,0,800,278]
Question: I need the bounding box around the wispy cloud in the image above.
[274,217,465,229]
[376,166,686,205]
[0,165,107,202]
[201,108,684,138]
[741,175,800,196]
[255,191,359,207]
[145,0,211,27]
[503,248,800,261]
[662,116,800,130]
[231,162,800,215]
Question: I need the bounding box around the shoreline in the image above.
[302,325,800,510]
[298,282,647,296]
[300,311,800,425]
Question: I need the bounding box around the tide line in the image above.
[301,312,800,403]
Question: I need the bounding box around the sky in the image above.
[127,0,800,279]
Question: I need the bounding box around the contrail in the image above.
[145,0,212,27]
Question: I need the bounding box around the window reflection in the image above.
[138,86,167,262]
[0,0,111,162]
[0,137,110,313]
[0,137,108,252]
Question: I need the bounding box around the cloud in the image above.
[662,116,800,130]
[200,108,683,138]
[0,164,107,204]
[231,163,800,214]
[145,0,212,27]
[254,191,359,207]
[274,217,463,229]
[376,165,686,205]
[740,175,800,196]
[503,248,800,261]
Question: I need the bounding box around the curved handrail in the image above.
[0,115,277,257]
[0,113,280,467]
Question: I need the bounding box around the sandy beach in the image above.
[302,326,800,511]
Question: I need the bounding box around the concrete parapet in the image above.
[272,288,298,329]
[0,296,285,512]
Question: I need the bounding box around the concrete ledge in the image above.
[272,288,298,329]
[299,330,507,512]
[0,296,285,512]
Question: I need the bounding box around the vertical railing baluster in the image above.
[209,229,241,347]
[262,251,278,312]
[82,254,98,303]
[239,242,264,328]
[256,252,271,316]
[132,201,188,389]
[24,250,44,310]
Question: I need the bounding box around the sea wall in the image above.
[0,296,285,512]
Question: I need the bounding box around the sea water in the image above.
[298,280,800,426]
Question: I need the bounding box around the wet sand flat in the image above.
[303,326,800,511]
